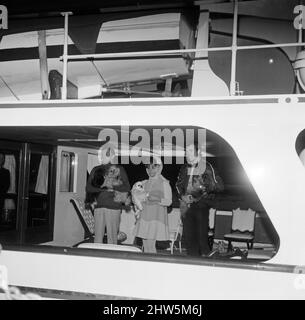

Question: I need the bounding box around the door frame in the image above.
[0,140,57,245]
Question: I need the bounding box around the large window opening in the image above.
[0,126,279,262]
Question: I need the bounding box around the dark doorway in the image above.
[0,141,56,245]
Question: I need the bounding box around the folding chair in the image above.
[168,209,183,254]
[70,198,127,247]
[70,198,95,247]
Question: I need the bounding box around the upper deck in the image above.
[0,0,305,101]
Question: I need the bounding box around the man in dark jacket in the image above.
[176,144,224,257]
[0,153,10,214]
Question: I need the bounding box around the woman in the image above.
[86,147,130,244]
[134,158,172,253]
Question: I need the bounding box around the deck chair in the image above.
[224,208,256,252]
[208,208,216,250]
[70,198,127,247]
[70,198,95,247]
[168,209,183,254]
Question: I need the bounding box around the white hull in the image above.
[1,96,305,299]
[0,248,303,299]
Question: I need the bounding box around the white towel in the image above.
[35,155,49,194]
[4,154,16,194]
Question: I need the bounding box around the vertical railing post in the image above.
[61,12,72,100]
[38,30,49,100]
[230,0,239,96]
[299,23,303,45]
[295,4,304,94]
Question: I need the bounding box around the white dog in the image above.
[131,181,148,219]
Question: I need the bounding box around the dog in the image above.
[101,165,122,190]
[131,181,148,219]
[85,165,123,209]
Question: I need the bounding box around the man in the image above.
[176,144,224,257]
[86,146,130,244]
[0,153,10,213]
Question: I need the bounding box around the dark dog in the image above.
[85,167,105,210]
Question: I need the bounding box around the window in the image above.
[60,151,76,192]
[51,125,278,262]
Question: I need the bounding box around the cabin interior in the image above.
[0,0,303,262]
[0,125,280,261]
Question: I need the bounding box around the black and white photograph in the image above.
[0,0,305,305]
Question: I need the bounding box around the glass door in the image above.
[22,143,56,244]
[0,141,56,246]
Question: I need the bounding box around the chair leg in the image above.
[73,236,92,248]
[208,236,214,250]
[227,241,233,252]
[170,241,174,254]
[179,240,182,253]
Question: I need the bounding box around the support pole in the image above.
[299,24,303,45]
[295,4,304,94]
[38,30,49,100]
[230,0,239,96]
[61,12,72,100]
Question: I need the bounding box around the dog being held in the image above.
[102,165,131,206]
[85,165,123,209]
[131,181,148,219]
[101,165,122,190]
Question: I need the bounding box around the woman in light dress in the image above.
[134,159,172,253]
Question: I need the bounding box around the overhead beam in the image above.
[99,2,188,13]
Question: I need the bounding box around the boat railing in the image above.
[58,0,305,99]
